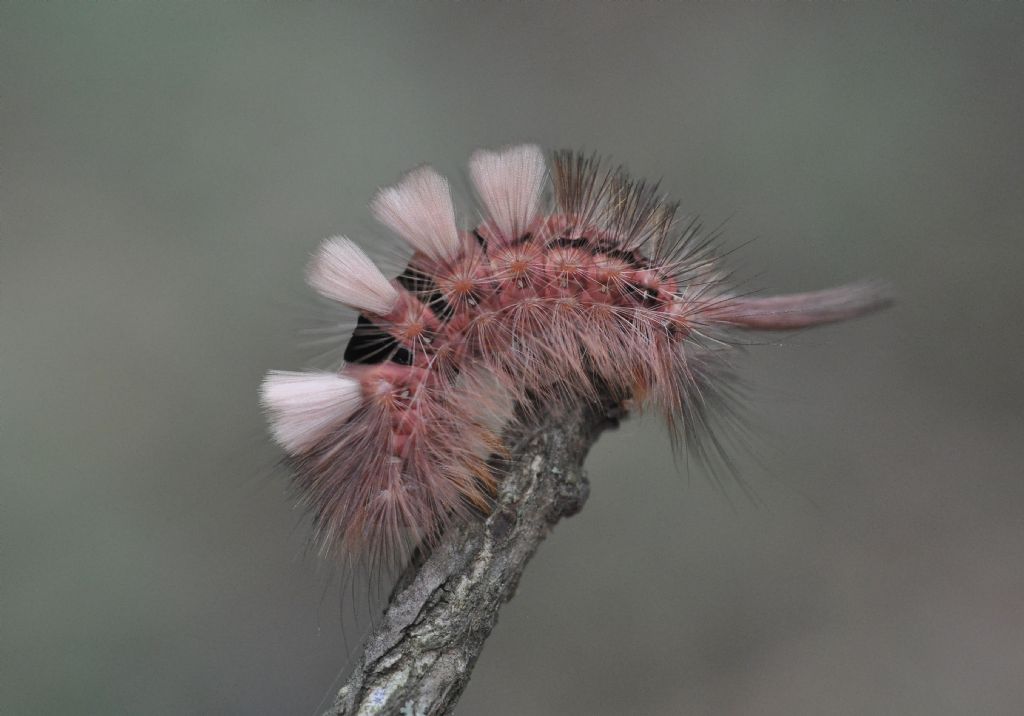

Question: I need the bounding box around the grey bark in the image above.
[326,398,623,716]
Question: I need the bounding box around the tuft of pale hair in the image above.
[469,144,547,243]
[307,237,400,315]
[371,166,462,263]
[260,370,363,454]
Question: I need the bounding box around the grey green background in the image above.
[3,3,1023,715]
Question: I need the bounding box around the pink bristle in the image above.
[288,361,502,564]
[371,166,462,263]
[469,144,547,244]
[307,236,400,315]
[264,145,889,569]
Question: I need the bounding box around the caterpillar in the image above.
[261,144,888,570]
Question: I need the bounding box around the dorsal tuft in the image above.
[371,166,462,263]
[261,370,363,453]
[469,144,547,244]
[307,237,400,315]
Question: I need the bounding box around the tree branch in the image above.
[326,397,623,716]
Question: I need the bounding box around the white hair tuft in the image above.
[260,370,362,453]
[469,144,547,244]
[307,237,400,315]
[371,166,461,262]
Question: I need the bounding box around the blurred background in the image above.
[3,3,1023,714]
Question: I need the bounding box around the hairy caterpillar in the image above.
[261,145,887,570]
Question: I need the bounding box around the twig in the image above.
[326,397,623,716]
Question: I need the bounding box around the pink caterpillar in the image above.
[261,145,887,568]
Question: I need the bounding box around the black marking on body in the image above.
[344,266,452,366]
[548,236,591,251]
[398,267,453,321]
[344,314,399,365]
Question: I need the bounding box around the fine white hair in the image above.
[469,144,547,244]
[260,370,362,453]
[371,166,462,262]
[307,237,399,315]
